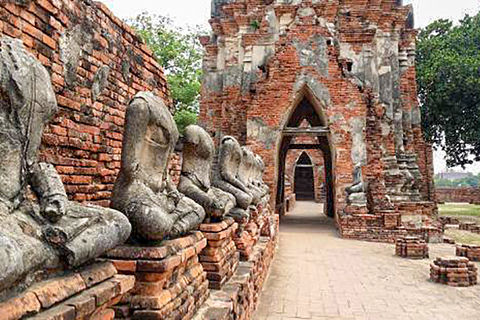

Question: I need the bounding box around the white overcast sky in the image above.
[99,0,480,174]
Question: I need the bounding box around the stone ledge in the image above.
[0,262,134,320]
[106,233,209,320]
[193,227,279,320]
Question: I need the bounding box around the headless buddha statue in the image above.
[212,136,252,222]
[0,37,131,296]
[238,147,264,205]
[178,125,235,221]
[112,92,205,241]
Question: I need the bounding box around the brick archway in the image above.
[275,86,335,218]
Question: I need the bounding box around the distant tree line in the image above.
[435,173,480,188]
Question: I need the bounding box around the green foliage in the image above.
[250,20,260,30]
[130,13,204,113]
[416,14,480,167]
[174,109,197,135]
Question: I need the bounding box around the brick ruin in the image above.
[284,133,326,207]
[200,0,439,242]
[0,0,169,207]
[436,187,480,204]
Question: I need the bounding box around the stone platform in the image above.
[193,217,279,320]
[456,244,480,261]
[430,257,478,287]
[199,218,239,290]
[104,232,209,320]
[395,236,429,259]
[0,262,134,320]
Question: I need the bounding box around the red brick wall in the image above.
[436,188,480,204]
[284,136,325,203]
[0,0,170,206]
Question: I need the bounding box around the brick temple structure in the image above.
[200,0,439,241]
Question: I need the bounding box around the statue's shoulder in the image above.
[220,136,238,148]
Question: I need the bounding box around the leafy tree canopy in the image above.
[130,13,204,114]
[174,109,198,136]
[416,14,480,167]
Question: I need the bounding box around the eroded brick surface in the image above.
[0,263,134,320]
[106,233,210,320]
[0,0,170,206]
[200,0,439,242]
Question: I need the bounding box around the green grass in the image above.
[438,203,480,219]
[445,229,480,245]
[440,203,480,245]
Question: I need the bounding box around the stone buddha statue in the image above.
[112,92,205,241]
[178,125,236,221]
[253,154,270,198]
[345,163,367,204]
[238,147,264,205]
[212,136,252,221]
[0,37,131,296]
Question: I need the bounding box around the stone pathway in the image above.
[254,201,480,320]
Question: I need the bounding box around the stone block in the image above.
[0,292,41,320]
[80,262,117,288]
[28,273,87,309]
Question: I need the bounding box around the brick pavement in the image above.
[254,202,480,320]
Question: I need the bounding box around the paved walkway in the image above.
[254,201,480,320]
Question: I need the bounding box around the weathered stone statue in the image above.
[346,163,367,204]
[178,125,235,221]
[212,136,252,221]
[238,147,264,205]
[0,37,131,296]
[112,92,205,241]
[253,154,270,198]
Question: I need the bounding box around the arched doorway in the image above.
[294,152,315,200]
[276,87,335,218]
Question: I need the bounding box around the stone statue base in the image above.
[232,205,268,261]
[104,232,209,319]
[193,232,279,320]
[0,262,134,320]
[199,218,239,290]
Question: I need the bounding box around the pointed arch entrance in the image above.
[294,152,315,200]
[276,87,335,218]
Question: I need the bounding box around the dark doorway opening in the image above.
[275,87,335,218]
[294,152,315,200]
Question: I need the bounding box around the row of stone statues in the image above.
[111,91,269,241]
[0,36,270,298]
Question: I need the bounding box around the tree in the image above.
[174,109,198,135]
[416,14,480,167]
[130,13,204,115]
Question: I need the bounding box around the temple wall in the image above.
[200,0,439,241]
[0,0,169,206]
[436,188,480,204]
